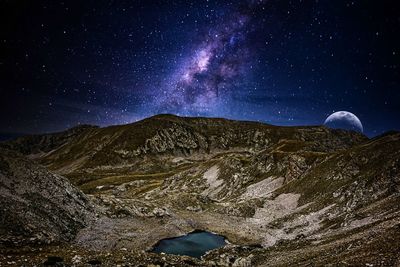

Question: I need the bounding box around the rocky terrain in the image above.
[0,149,94,246]
[0,114,399,266]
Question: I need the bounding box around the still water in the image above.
[152,230,226,258]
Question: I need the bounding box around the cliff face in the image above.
[0,149,94,245]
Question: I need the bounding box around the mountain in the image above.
[0,114,399,266]
[2,114,366,179]
[0,148,94,246]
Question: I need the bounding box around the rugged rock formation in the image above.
[0,149,94,245]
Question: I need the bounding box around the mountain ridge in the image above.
[1,115,367,172]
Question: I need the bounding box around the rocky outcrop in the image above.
[0,149,94,245]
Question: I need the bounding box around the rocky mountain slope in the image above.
[0,115,399,266]
[0,149,94,246]
[5,115,365,161]
[2,114,366,182]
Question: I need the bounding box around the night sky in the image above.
[1,0,399,137]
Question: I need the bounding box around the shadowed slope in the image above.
[0,149,94,245]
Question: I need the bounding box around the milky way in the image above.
[1,0,399,137]
[150,2,259,116]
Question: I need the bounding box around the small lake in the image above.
[151,230,226,258]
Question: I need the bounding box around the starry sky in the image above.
[1,0,399,137]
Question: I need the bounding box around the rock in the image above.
[71,255,82,264]
[232,256,253,267]
[0,149,94,245]
[152,207,170,217]
[186,205,202,212]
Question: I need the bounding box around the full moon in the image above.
[324,111,363,133]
